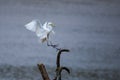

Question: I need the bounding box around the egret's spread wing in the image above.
[42,22,47,28]
[25,20,40,32]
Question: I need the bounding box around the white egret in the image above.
[25,20,55,43]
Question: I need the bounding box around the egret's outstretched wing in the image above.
[25,20,40,32]
[42,22,48,30]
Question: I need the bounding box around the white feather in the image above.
[36,27,47,37]
[25,20,40,32]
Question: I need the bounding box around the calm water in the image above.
[0,0,120,80]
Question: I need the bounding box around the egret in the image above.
[25,20,55,43]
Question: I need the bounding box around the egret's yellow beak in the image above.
[49,22,55,27]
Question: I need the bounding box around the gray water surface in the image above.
[0,0,120,80]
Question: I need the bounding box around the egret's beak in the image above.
[49,23,55,27]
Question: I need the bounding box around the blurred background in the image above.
[0,0,120,80]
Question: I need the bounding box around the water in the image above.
[0,0,120,80]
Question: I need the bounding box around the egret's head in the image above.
[48,22,55,27]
